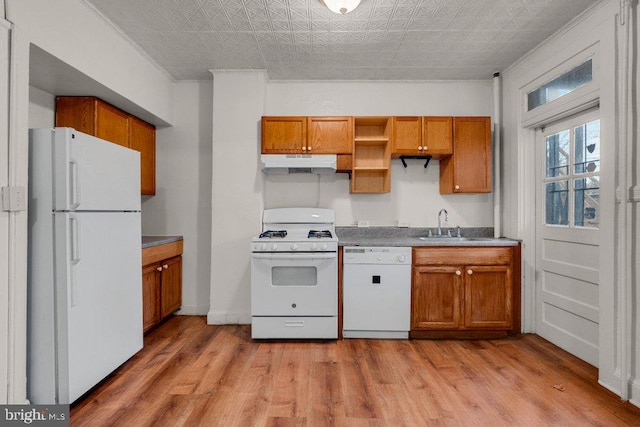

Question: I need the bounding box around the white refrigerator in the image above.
[27,127,143,404]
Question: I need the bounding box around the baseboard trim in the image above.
[629,378,640,408]
[207,310,251,325]
[175,305,209,316]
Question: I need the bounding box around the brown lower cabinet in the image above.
[142,241,183,332]
[411,245,520,338]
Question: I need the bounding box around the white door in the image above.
[535,110,600,366]
[44,127,140,212]
[343,264,411,332]
[54,212,142,403]
[251,253,337,316]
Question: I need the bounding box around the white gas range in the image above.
[251,208,338,339]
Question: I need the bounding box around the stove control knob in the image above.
[261,243,267,251]
[398,255,406,263]
[311,243,318,250]
[291,243,298,251]
[271,243,278,250]
[322,243,328,250]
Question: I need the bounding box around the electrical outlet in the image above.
[398,221,409,228]
[357,220,370,228]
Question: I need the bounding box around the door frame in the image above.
[518,83,617,391]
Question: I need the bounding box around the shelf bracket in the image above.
[399,155,432,169]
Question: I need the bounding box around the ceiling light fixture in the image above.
[323,0,361,15]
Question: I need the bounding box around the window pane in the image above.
[545,181,569,226]
[527,59,593,111]
[546,130,570,178]
[272,267,317,286]
[574,120,600,174]
[574,177,599,228]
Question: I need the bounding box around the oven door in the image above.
[251,252,337,316]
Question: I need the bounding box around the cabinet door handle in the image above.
[467,269,473,275]
[163,264,169,269]
[455,185,460,190]
[418,146,423,151]
[456,270,461,276]
[423,145,428,151]
[307,146,312,151]
[156,267,163,272]
[302,146,307,151]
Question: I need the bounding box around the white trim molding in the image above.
[207,310,251,325]
[521,44,600,129]
[175,305,210,316]
[6,22,30,404]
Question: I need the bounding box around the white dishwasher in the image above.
[343,246,412,339]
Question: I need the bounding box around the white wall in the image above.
[208,70,266,324]
[142,82,213,315]
[6,0,173,124]
[501,0,633,401]
[28,86,55,128]
[208,76,495,324]
[265,81,494,227]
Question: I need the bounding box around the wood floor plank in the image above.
[70,316,640,426]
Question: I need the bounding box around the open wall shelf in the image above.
[351,117,391,193]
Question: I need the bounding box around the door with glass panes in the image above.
[535,109,600,366]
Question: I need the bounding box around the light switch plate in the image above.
[357,220,370,228]
[2,186,26,212]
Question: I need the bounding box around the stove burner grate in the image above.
[259,230,288,238]
[308,230,332,239]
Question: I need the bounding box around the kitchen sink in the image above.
[415,236,495,242]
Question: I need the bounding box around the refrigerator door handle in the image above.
[69,215,80,307]
[70,215,81,264]
[70,160,81,210]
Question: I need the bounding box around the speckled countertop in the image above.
[142,235,183,249]
[335,227,519,247]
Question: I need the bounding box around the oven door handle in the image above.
[252,252,337,260]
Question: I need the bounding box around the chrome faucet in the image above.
[437,209,448,236]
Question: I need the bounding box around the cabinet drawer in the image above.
[142,240,183,266]
[251,317,338,339]
[413,247,512,266]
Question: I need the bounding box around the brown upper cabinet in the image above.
[261,116,352,154]
[308,116,353,154]
[55,96,157,195]
[261,116,307,153]
[392,116,452,158]
[440,116,492,194]
[129,116,156,195]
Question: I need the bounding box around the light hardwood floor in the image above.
[71,316,640,426]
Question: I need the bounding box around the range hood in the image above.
[260,154,337,174]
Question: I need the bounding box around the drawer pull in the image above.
[456,270,461,276]
[467,269,473,275]
[284,321,304,328]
